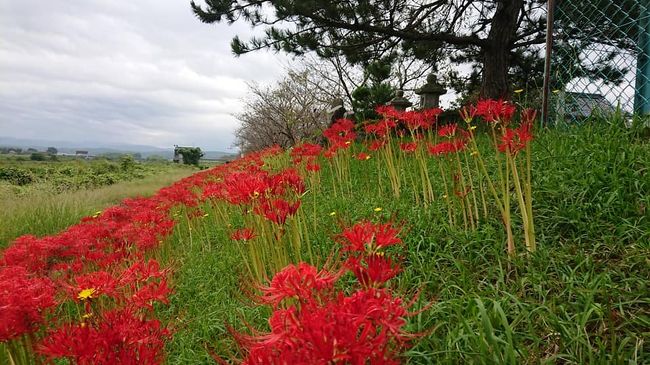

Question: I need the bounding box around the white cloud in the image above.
[0,0,289,151]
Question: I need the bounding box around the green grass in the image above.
[157,120,649,364]
[0,169,195,248]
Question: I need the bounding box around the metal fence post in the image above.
[541,0,556,126]
[634,4,650,115]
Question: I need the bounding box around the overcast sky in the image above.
[0,0,289,152]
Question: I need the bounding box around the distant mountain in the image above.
[0,136,236,160]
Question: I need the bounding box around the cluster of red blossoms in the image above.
[225,221,419,364]
[323,118,357,157]
[0,145,293,363]
[0,183,194,362]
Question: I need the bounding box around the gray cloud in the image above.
[0,0,289,151]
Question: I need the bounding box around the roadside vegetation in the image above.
[1,109,648,364]
[0,157,194,247]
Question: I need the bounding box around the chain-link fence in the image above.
[545,0,650,122]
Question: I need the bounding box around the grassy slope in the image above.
[158,122,649,364]
[0,169,195,247]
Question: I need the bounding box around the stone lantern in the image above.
[415,73,447,110]
[387,90,412,111]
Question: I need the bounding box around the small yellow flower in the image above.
[514,89,524,94]
[202,213,209,218]
[470,151,479,157]
[92,211,102,218]
[469,125,477,131]
[345,141,352,145]
[252,191,260,198]
[82,312,94,319]
[329,211,336,216]
[442,194,448,199]
[552,89,560,94]
[78,288,96,301]
[373,207,382,212]
[365,155,371,160]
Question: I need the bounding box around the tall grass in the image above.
[157,120,648,363]
[0,170,194,247]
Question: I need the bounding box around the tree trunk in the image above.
[481,0,523,99]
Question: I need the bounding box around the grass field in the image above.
[157,121,649,364]
[1,117,648,364]
[0,167,194,247]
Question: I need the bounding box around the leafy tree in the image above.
[192,0,637,102]
[236,69,329,152]
[191,0,550,98]
[350,58,395,121]
[46,147,58,155]
[176,147,204,166]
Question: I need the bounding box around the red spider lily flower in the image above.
[68,271,119,301]
[323,118,356,147]
[258,263,339,308]
[459,104,478,122]
[38,308,171,365]
[129,279,172,310]
[230,228,256,241]
[337,221,402,253]
[438,123,458,137]
[401,110,431,131]
[368,139,386,151]
[421,107,443,125]
[0,266,56,342]
[375,105,402,120]
[475,99,516,124]
[520,108,537,125]
[120,259,167,285]
[269,168,305,196]
[346,254,402,288]
[305,160,321,172]
[234,286,412,364]
[498,122,534,154]
[356,152,371,161]
[290,143,322,163]
[427,139,467,156]
[323,146,337,159]
[365,119,398,138]
[255,199,301,225]
[399,142,418,153]
[222,171,271,205]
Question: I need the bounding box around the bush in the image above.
[30,153,46,161]
[0,167,34,186]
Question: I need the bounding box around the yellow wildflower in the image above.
[373,207,382,212]
[514,89,524,94]
[78,288,96,301]
[329,211,336,216]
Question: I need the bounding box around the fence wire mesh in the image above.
[548,0,650,122]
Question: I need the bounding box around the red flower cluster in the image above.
[323,118,356,149]
[199,162,305,226]
[498,121,534,154]
[0,266,56,341]
[427,139,467,156]
[399,142,418,153]
[39,308,170,365]
[225,221,416,364]
[475,99,516,124]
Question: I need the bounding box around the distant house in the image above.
[73,150,94,159]
[557,92,617,121]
